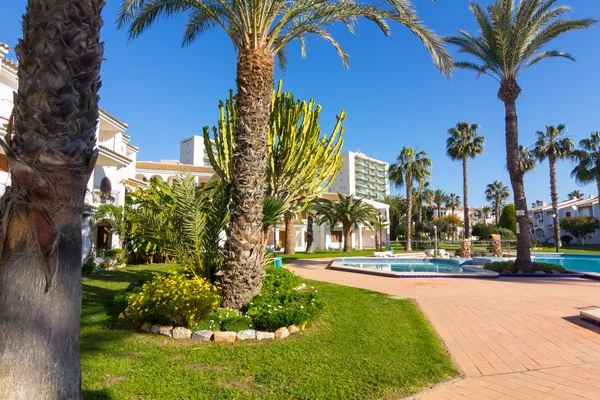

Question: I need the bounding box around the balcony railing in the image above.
[92,186,120,204]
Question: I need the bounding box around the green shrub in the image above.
[561,235,574,245]
[246,289,324,331]
[499,204,517,233]
[120,273,221,327]
[114,280,148,309]
[471,224,516,240]
[82,260,98,274]
[496,228,516,240]
[191,318,220,331]
[261,266,302,294]
[484,261,566,274]
[105,248,125,260]
[221,315,254,331]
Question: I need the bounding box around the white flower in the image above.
[278,305,282,309]
[300,306,304,309]
[311,286,314,289]
[268,311,272,314]
[314,290,318,293]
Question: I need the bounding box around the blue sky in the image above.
[1,1,599,206]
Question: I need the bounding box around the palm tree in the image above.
[0,1,104,397]
[447,0,595,272]
[413,179,433,223]
[485,181,510,225]
[567,190,584,200]
[367,214,389,250]
[572,132,600,199]
[315,194,377,252]
[388,147,432,251]
[519,145,536,173]
[446,193,462,215]
[433,189,448,218]
[119,0,452,310]
[446,121,485,238]
[531,200,545,208]
[482,206,492,222]
[533,124,574,248]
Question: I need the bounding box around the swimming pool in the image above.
[534,254,600,274]
[329,258,498,278]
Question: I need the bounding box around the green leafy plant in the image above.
[561,216,600,245]
[560,235,574,245]
[246,289,324,331]
[104,248,125,260]
[484,261,565,274]
[499,204,517,234]
[82,260,98,274]
[261,266,302,294]
[120,273,221,327]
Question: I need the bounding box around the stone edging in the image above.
[140,321,304,342]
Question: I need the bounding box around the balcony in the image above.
[92,186,120,205]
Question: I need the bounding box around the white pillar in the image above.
[298,226,305,251]
[358,225,363,249]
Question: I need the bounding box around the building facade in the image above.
[180,135,217,167]
[328,151,390,202]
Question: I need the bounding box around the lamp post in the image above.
[378,211,383,250]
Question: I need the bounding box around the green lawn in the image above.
[536,244,600,254]
[81,264,458,399]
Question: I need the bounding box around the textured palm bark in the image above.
[549,157,562,248]
[596,176,600,200]
[0,1,103,398]
[284,212,296,254]
[405,181,413,251]
[221,49,274,309]
[462,157,470,239]
[417,200,423,224]
[499,78,532,272]
[343,224,352,252]
[305,214,314,253]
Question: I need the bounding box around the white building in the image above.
[0,42,140,258]
[329,151,390,202]
[433,207,495,225]
[180,135,216,167]
[135,160,214,187]
[530,196,600,244]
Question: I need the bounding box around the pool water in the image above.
[534,254,600,273]
[340,258,463,274]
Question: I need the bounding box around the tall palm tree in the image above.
[519,145,536,173]
[119,0,452,310]
[413,179,433,223]
[446,121,485,238]
[446,193,462,215]
[0,1,104,397]
[433,189,448,218]
[485,181,510,225]
[567,190,583,200]
[533,124,574,248]
[447,0,595,272]
[531,200,544,208]
[482,206,492,222]
[315,194,377,252]
[572,132,600,199]
[388,147,432,251]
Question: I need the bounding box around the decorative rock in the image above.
[534,270,546,274]
[158,325,173,337]
[256,331,275,340]
[275,327,289,339]
[213,331,237,343]
[151,324,160,334]
[192,330,213,342]
[140,322,152,332]
[288,325,299,334]
[172,327,192,339]
[236,330,256,340]
[552,269,561,274]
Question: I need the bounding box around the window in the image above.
[566,212,571,217]
[100,177,112,193]
[331,232,342,243]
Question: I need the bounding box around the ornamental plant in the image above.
[120,273,221,327]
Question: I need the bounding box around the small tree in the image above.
[499,204,517,234]
[561,216,600,245]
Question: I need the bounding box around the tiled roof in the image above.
[321,193,340,200]
[1,58,17,73]
[0,43,9,51]
[136,161,215,174]
[98,144,132,162]
[99,107,128,129]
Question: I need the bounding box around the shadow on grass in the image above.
[83,389,113,400]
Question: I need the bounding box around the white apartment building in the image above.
[530,196,600,244]
[0,42,141,259]
[329,151,390,202]
[433,207,495,225]
[180,135,217,167]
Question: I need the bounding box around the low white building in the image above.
[135,160,215,187]
[433,207,495,226]
[530,196,600,244]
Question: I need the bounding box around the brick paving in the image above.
[287,259,600,399]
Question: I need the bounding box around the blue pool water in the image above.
[534,254,600,273]
[339,258,463,274]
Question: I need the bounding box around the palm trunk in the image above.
[495,203,500,225]
[343,224,353,252]
[499,78,532,272]
[284,212,296,255]
[596,176,600,202]
[406,181,413,251]
[0,1,103,397]
[305,214,314,253]
[417,200,423,224]
[549,157,562,248]
[463,157,470,239]
[221,49,274,309]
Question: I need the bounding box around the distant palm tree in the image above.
[366,214,389,250]
[315,194,377,252]
[118,0,453,309]
[447,0,595,272]
[446,121,485,238]
[389,147,432,251]
[567,190,584,200]
[572,132,600,199]
[413,179,433,223]
[519,145,536,173]
[485,181,510,225]
[534,124,574,248]
[433,189,448,218]
[482,206,492,222]
[531,200,544,208]
[446,193,462,215]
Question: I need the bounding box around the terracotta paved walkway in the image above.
[287,259,600,400]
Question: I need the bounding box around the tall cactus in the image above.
[204,81,345,254]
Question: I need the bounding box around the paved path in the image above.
[287,259,600,400]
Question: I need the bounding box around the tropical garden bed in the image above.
[81,264,458,399]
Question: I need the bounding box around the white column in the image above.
[298,226,305,251]
[358,225,363,249]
